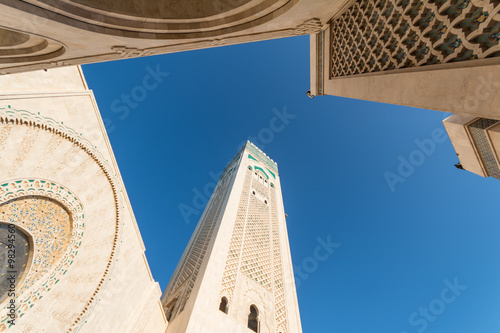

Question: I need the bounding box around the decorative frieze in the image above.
[163,166,236,320]
[331,0,500,77]
[112,46,153,58]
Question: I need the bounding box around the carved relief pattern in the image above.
[220,168,252,303]
[240,172,272,290]
[0,107,122,331]
[163,165,236,319]
[0,107,117,180]
[220,153,288,332]
[271,188,287,333]
[7,127,38,178]
[0,180,84,328]
[289,18,323,35]
[330,0,500,77]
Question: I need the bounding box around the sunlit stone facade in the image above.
[162,142,302,333]
[311,0,500,119]
[0,66,167,332]
[443,114,500,180]
[0,1,499,330]
[1,0,499,119]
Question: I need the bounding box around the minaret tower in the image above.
[162,142,302,333]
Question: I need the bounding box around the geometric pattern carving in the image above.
[0,107,122,332]
[331,0,500,77]
[0,107,119,185]
[0,180,85,330]
[270,188,287,333]
[289,18,323,36]
[163,163,237,321]
[220,154,288,332]
[467,118,500,179]
[240,173,272,291]
[220,169,253,303]
[112,46,153,58]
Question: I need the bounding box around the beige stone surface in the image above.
[0,66,166,332]
[442,114,486,177]
[163,143,301,333]
[322,63,500,119]
[0,0,347,75]
[309,0,500,119]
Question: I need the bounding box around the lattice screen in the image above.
[220,166,288,332]
[163,166,235,319]
[331,0,500,77]
[220,168,253,302]
[270,187,287,333]
[240,179,272,290]
[468,118,500,179]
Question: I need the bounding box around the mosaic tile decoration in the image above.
[0,107,123,332]
[331,0,500,77]
[245,142,278,174]
[0,180,84,328]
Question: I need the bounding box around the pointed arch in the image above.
[248,304,259,332]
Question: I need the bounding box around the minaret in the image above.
[162,142,302,333]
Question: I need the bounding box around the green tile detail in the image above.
[254,166,269,179]
[266,167,276,179]
[245,142,278,174]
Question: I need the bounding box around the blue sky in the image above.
[82,35,500,333]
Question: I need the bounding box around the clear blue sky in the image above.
[82,35,500,333]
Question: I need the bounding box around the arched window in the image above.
[219,296,228,314]
[248,305,259,332]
